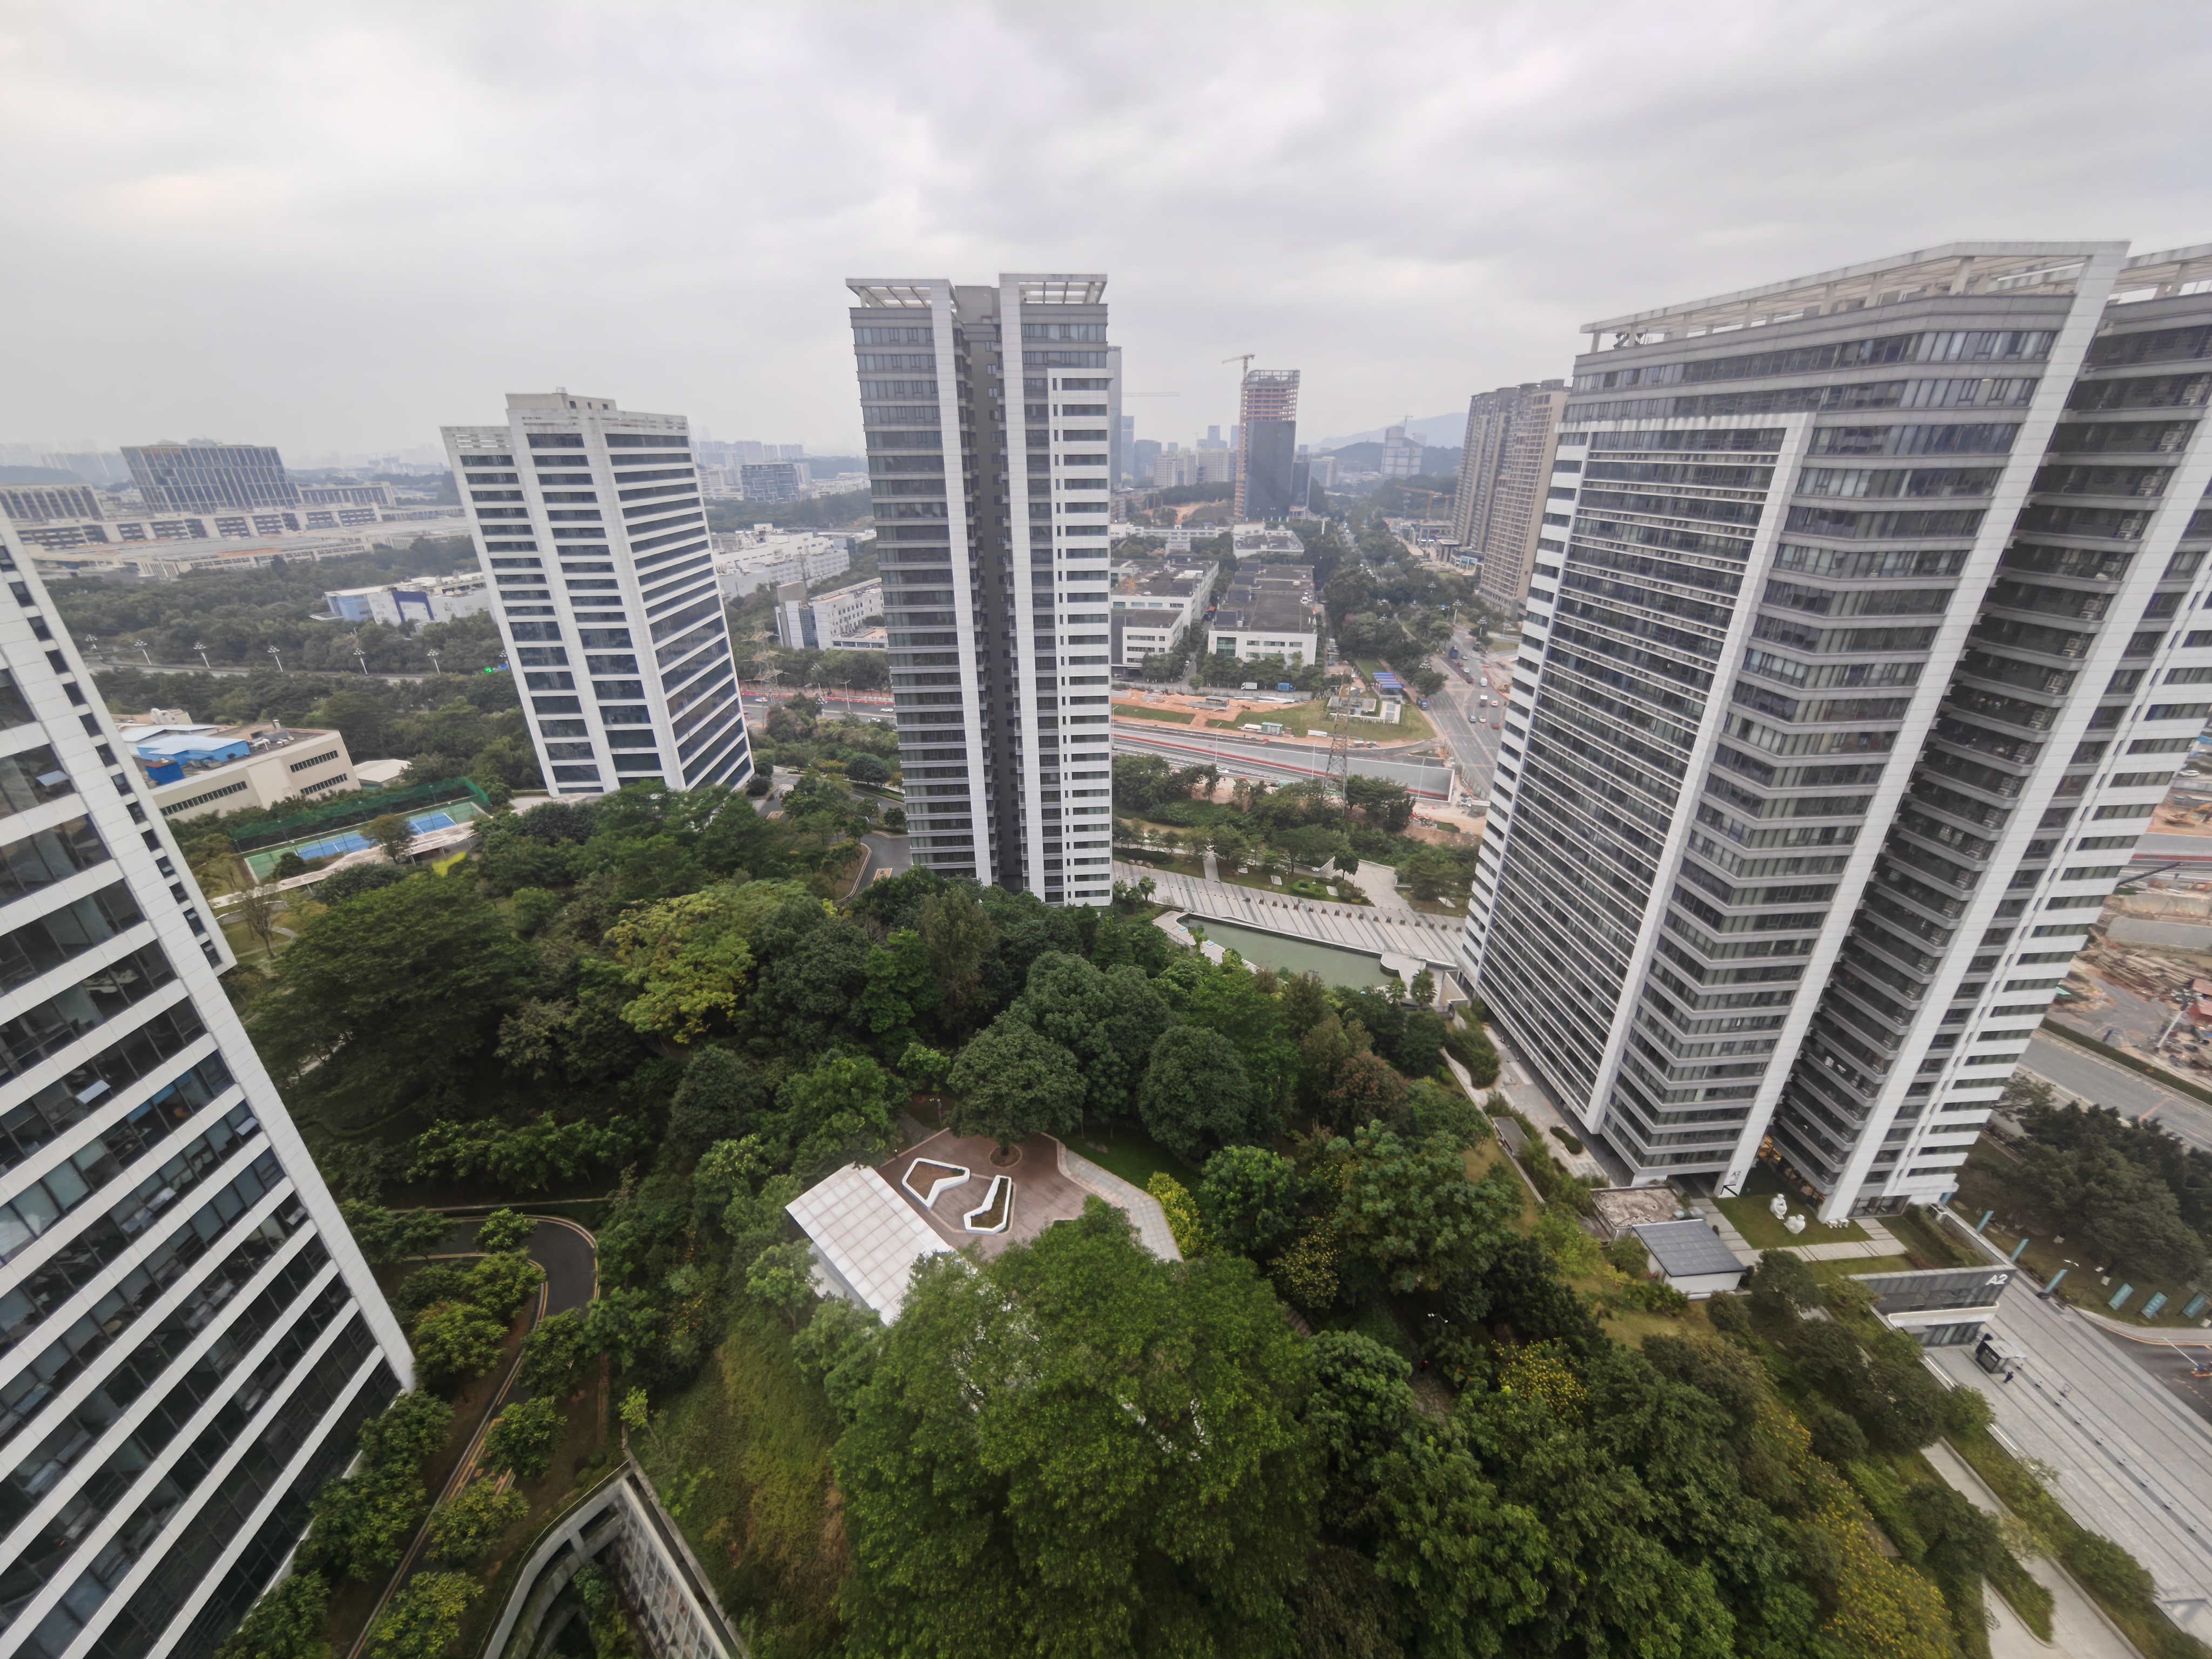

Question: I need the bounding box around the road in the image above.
[1930,1269,2212,1637]
[346,1210,600,1659]
[1415,627,1511,798]
[1111,725,1456,797]
[2134,831,2212,865]
[850,830,912,893]
[2021,1029,2212,1154]
[84,655,447,683]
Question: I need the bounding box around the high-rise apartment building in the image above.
[1380,423,1424,478]
[441,394,751,797]
[1235,370,1301,520]
[1452,380,1569,609]
[0,520,410,1657]
[122,445,299,515]
[1466,240,2212,1219]
[847,273,1116,906]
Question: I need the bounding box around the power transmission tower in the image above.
[1326,689,1352,810]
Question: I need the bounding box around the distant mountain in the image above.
[1314,412,1467,451]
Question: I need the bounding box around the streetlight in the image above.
[267,645,285,676]
[135,640,152,667]
[353,644,369,678]
[193,640,212,672]
[427,648,443,677]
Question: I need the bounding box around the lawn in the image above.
[1467,1138,1539,1231]
[1071,1121,1201,1192]
[632,1301,845,1658]
[1717,1195,1870,1251]
[1115,703,1197,724]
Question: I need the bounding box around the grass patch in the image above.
[1115,704,1197,724]
[1716,1195,1869,1251]
[1467,1139,1539,1232]
[1075,1122,1201,1192]
[1886,1204,1983,1270]
[632,1300,845,1657]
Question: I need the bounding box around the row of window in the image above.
[0,1004,213,1177]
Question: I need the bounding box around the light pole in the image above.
[267,645,285,676]
[193,640,212,671]
[353,646,369,678]
[427,648,442,677]
[136,640,152,667]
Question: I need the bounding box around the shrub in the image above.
[483,1395,563,1482]
[2063,1530,2157,1606]
[1271,1220,1341,1311]
[1148,1172,1209,1255]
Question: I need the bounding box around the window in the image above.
[0,882,145,994]
[0,817,109,905]
[527,434,586,448]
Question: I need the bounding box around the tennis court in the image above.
[244,802,480,879]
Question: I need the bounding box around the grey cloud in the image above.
[3,1,2207,454]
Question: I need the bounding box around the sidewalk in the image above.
[1690,1203,1900,1267]
[1122,862,1469,971]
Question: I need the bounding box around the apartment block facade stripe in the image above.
[848,274,1117,905]
[441,394,752,798]
[1465,240,2212,1219]
[0,520,409,1659]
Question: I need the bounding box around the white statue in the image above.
[1769,1193,1789,1220]
[1784,1213,1808,1236]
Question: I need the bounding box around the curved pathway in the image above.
[342,1211,598,1659]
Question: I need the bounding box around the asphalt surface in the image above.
[1110,725,1455,797]
[2135,831,2212,865]
[853,830,912,889]
[434,1213,597,1320]
[1931,1271,2212,1636]
[2020,1029,2212,1153]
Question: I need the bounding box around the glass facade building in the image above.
[441,394,752,797]
[1465,240,2212,1217]
[0,519,410,1658]
[847,274,1116,906]
[120,447,299,515]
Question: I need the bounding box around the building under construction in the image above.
[1235,369,1301,518]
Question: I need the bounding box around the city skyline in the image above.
[6,3,2209,456]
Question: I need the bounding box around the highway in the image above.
[1110,724,1456,797]
[2020,1029,2212,1154]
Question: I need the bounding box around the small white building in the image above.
[712,530,852,599]
[325,570,491,628]
[1209,566,1319,667]
[1630,1220,1747,1299]
[1109,557,1215,671]
[120,718,359,822]
[774,576,884,650]
[785,1163,953,1321]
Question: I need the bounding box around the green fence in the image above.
[231,777,494,851]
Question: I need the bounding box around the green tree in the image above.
[599,884,758,1044]
[216,1570,329,1659]
[747,1239,819,1327]
[272,849,310,881]
[366,1572,480,1659]
[1334,1123,1520,1293]
[301,1393,453,1581]
[1008,953,1174,1123]
[517,1309,594,1399]
[425,1478,529,1565]
[860,927,941,1050]
[340,1202,450,1266]
[410,1301,507,1388]
[945,1016,1086,1152]
[1325,1051,1408,1134]
[1138,1024,1255,1163]
[258,878,531,1112]
[919,887,997,1026]
[1159,954,1299,1114]
[483,1394,563,1481]
[473,1208,535,1254]
[1747,1247,1820,1321]
[1408,969,1437,1007]
[463,1251,544,1322]
[1197,1145,1304,1257]
[368,813,414,865]
[662,1046,765,1163]
[835,1200,1320,1658]
[779,1051,903,1179]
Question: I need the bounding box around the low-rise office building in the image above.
[324,570,490,628]
[1108,557,1215,671]
[29,534,372,582]
[772,576,884,650]
[712,531,852,598]
[120,717,359,821]
[1209,566,1320,666]
[0,482,109,523]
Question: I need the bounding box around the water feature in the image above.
[1181,914,1396,992]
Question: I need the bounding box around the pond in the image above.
[1181,914,1397,993]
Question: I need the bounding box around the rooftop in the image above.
[1111,557,1213,599]
[120,719,339,786]
[1633,1219,1746,1279]
[785,1163,953,1321]
[1582,240,2128,346]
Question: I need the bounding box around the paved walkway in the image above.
[1123,863,1470,972]
[1344,859,1411,911]
[1922,1439,2138,1659]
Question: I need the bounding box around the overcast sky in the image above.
[6,1,2209,461]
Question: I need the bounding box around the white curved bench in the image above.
[901,1158,970,1211]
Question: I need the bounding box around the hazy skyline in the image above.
[5,1,2209,458]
